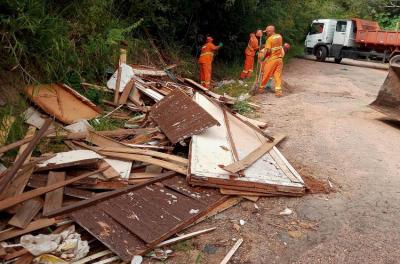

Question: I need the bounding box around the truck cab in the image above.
[305,19,357,63]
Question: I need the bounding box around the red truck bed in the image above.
[354,18,400,47]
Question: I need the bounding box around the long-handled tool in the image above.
[250,31,263,95]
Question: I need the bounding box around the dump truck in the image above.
[304,18,400,63]
[305,18,400,121]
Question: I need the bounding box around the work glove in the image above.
[218,42,223,47]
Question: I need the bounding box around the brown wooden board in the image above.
[43,171,65,215]
[102,184,206,244]
[71,205,147,261]
[8,198,43,229]
[149,89,219,144]
[25,84,101,124]
[70,175,227,261]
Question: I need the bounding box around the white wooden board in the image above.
[190,93,304,190]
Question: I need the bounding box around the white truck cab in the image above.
[305,19,358,63]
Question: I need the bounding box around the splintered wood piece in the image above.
[118,79,135,105]
[43,171,65,215]
[86,132,126,148]
[0,244,6,258]
[0,167,108,211]
[8,198,43,229]
[220,238,244,264]
[99,161,120,180]
[0,165,35,200]
[221,134,285,174]
[156,227,217,248]
[0,119,52,195]
[0,218,57,242]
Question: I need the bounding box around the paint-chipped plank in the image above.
[150,89,219,143]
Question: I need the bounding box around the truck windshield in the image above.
[310,23,324,35]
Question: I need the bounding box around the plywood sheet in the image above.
[189,93,304,195]
[25,84,101,124]
[150,89,219,143]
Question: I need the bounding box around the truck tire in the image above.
[334,57,342,63]
[316,46,327,62]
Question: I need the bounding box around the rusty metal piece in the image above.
[150,89,219,143]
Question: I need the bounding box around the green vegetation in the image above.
[1,0,398,87]
[88,117,125,131]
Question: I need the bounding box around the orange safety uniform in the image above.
[198,40,219,88]
[240,33,259,79]
[259,34,284,95]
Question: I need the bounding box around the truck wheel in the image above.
[334,57,342,63]
[316,46,327,62]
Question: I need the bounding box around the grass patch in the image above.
[88,117,124,131]
[170,241,195,252]
[232,100,253,115]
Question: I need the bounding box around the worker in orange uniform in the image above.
[258,25,284,97]
[240,32,259,79]
[198,36,223,89]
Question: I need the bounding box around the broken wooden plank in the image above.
[0,244,6,258]
[222,134,286,173]
[149,89,219,144]
[86,131,127,148]
[194,197,242,225]
[36,150,102,172]
[43,171,65,215]
[64,187,94,199]
[0,119,52,194]
[99,147,188,166]
[3,249,29,261]
[45,172,176,217]
[156,227,216,248]
[220,238,243,264]
[15,126,36,163]
[118,79,135,105]
[0,218,57,242]
[8,198,43,229]
[0,167,108,211]
[25,84,101,124]
[0,165,35,200]
[100,151,187,175]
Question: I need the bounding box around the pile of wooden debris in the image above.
[0,57,306,263]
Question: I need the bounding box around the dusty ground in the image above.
[150,58,400,264]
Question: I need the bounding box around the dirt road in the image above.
[162,58,400,264]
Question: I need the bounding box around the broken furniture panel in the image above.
[189,93,305,196]
[25,84,101,124]
[150,89,219,144]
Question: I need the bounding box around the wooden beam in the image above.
[8,198,43,229]
[0,218,57,242]
[113,66,122,104]
[222,134,286,174]
[43,171,65,215]
[44,172,176,217]
[100,151,187,175]
[219,238,243,264]
[0,119,52,194]
[15,126,36,163]
[0,167,108,211]
[99,147,188,166]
